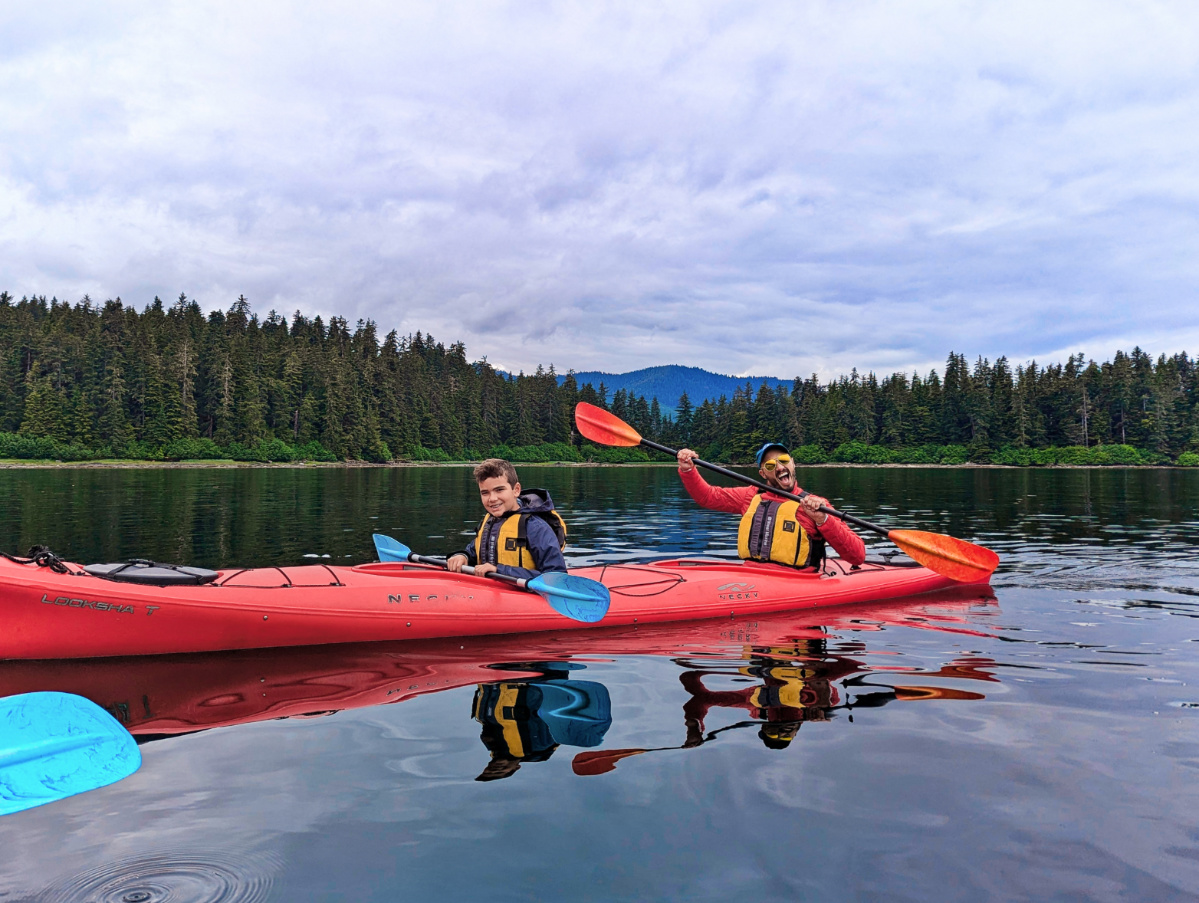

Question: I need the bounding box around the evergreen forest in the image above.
[3,292,1199,467]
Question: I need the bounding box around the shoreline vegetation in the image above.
[4,293,1199,469]
[0,433,1195,468]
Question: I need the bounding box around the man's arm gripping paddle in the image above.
[573,402,998,583]
[372,534,610,623]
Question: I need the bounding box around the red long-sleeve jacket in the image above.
[679,467,867,566]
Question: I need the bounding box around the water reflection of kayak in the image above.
[0,587,996,740]
[2,553,988,659]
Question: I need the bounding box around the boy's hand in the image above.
[677,448,698,472]
[446,554,469,572]
[473,563,497,577]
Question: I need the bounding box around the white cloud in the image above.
[2,0,1198,379]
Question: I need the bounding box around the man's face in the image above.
[759,449,795,492]
[479,476,522,517]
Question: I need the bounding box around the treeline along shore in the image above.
[3,292,1199,467]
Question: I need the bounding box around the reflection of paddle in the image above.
[574,402,999,583]
[573,747,653,775]
[573,681,987,775]
[372,534,610,623]
[572,721,757,775]
[893,685,984,701]
[0,691,141,816]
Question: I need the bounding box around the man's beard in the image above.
[767,471,793,491]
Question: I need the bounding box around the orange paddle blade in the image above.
[571,748,647,776]
[575,402,643,447]
[888,530,999,583]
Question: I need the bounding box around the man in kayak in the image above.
[676,442,866,568]
[447,458,568,580]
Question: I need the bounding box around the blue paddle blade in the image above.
[0,691,140,816]
[528,572,611,623]
[373,533,412,562]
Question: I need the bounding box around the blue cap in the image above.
[754,442,788,466]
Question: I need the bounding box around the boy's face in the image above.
[478,476,522,517]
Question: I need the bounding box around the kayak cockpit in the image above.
[85,560,219,586]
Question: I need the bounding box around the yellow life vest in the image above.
[474,507,568,570]
[471,682,560,761]
[744,665,816,709]
[473,683,529,757]
[736,493,823,568]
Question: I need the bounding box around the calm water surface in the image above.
[1,465,1197,901]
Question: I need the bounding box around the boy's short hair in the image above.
[474,458,518,487]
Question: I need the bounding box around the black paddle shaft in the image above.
[406,551,529,589]
[637,437,890,539]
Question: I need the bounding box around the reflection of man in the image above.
[471,677,612,781]
[680,663,831,750]
[678,642,859,749]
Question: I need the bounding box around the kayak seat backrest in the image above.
[85,559,219,586]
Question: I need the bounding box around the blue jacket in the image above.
[459,490,567,580]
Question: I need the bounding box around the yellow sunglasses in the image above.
[761,454,792,471]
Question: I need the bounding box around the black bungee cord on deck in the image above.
[0,545,72,574]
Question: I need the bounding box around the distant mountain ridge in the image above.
[559,364,791,410]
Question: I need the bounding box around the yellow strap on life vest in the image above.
[744,666,813,709]
[750,683,807,710]
[493,683,525,758]
[737,494,812,567]
[474,509,568,569]
[474,513,534,569]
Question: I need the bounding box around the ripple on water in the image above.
[32,850,281,903]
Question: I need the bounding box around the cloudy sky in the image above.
[2,1,1197,379]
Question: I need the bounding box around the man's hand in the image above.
[473,563,497,577]
[446,554,469,573]
[801,494,830,527]
[677,448,699,472]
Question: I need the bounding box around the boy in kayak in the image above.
[676,442,866,568]
[447,458,568,580]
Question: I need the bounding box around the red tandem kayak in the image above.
[1,554,987,660]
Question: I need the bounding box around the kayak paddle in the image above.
[572,682,985,775]
[372,534,610,623]
[574,402,999,583]
[572,720,759,775]
[0,691,141,816]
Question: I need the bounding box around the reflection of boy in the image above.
[472,682,560,782]
[472,670,613,781]
[447,458,567,580]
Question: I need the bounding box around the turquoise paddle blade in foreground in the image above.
[0,691,141,816]
[372,534,610,623]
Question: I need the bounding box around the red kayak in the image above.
[1,554,987,660]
